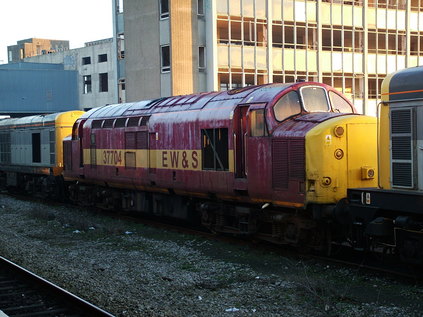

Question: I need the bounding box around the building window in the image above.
[83,75,92,94]
[99,73,109,92]
[161,45,170,72]
[198,46,205,69]
[98,54,107,63]
[197,0,204,15]
[117,0,124,13]
[160,0,169,19]
[82,56,91,65]
[118,34,125,59]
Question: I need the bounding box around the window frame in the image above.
[83,75,92,94]
[300,86,331,113]
[159,0,169,19]
[99,72,109,92]
[198,46,206,69]
[98,53,108,63]
[249,108,268,137]
[328,91,354,113]
[82,56,91,65]
[161,45,170,73]
[201,128,229,171]
[197,0,204,15]
[273,90,302,122]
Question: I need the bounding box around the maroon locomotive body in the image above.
[63,82,377,247]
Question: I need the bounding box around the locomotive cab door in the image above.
[234,106,249,179]
[245,104,270,196]
[76,119,86,168]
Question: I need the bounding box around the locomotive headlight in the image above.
[334,125,345,137]
[321,177,332,186]
[361,166,375,180]
[334,149,344,160]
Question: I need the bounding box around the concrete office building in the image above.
[113,0,126,104]
[8,38,69,63]
[121,0,423,116]
[25,39,118,109]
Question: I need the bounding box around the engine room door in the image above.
[235,106,249,178]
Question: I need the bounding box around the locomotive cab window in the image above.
[201,128,229,171]
[273,91,301,122]
[250,109,268,137]
[301,86,330,112]
[329,91,354,113]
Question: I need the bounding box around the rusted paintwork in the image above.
[63,82,373,209]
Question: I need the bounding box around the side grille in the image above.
[391,109,413,188]
[392,163,413,188]
[289,139,305,180]
[272,140,289,189]
[63,142,72,170]
[272,138,305,189]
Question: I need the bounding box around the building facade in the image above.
[25,39,118,109]
[113,0,126,103]
[7,38,69,63]
[121,0,423,115]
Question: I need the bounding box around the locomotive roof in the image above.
[0,111,69,128]
[81,83,302,120]
[382,66,423,102]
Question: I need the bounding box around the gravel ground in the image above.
[0,194,422,317]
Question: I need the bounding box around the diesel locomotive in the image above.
[0,111,84,195]
[345,66,423,264]
[0,82,378,253]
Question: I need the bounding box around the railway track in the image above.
[111,210,423,282]
[6,192,423,282]
[0,256,114,317]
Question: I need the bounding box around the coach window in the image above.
[329,91,354,113]
[32,133,41,163]
[202,128,229,171]
[273,91,301,122]
[301,87,330,112]
[250,109,268,137]
[115,118,127,128]
[127,117,141,127]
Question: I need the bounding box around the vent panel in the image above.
[391,110,411,134]
[289,139,305,179]
[391,108,413,188]
[391,136,411,160]
[272,139,288,189]
[392,162,412,188]
[272,138,305,189]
